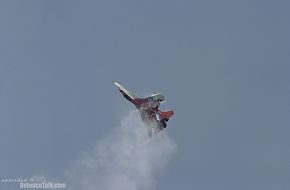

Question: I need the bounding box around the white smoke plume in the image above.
[65,110,176,190]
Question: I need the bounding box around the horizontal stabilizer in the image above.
[160,110,174,121]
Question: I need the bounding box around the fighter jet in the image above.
[114,81,174,137]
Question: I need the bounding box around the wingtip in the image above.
[113,80,118,85]
[113,81,121,88]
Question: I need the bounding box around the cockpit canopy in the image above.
[150,93,165,102]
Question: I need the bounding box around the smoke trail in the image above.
[65,110,176,190]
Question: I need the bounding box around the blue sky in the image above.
[1,1,290,190]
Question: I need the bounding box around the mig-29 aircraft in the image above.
[114,81,174,137]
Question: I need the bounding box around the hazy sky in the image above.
[1,1,290,190]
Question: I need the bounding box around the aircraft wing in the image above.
[114,81,149,109]
[114,81,140,99]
